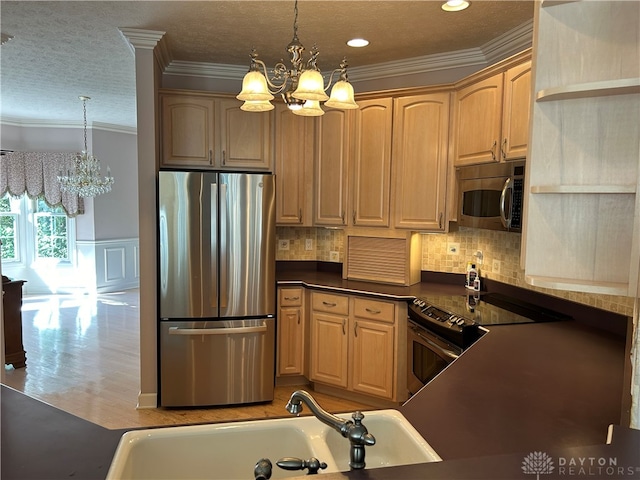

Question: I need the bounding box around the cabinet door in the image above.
[351,98,393,227]
[453,73,503,166]
[392,92,451,231]
[351,319,395,399]
[502,61,531,161]
[219,99,273,170]
[309,312,349,388]
[278,306,305,376]
[161,95,215,167]
[314,109,350,226]
[275,104,314,225]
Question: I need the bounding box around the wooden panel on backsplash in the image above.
[346,234,421,285]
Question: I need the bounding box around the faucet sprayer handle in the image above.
[276,457,328,475]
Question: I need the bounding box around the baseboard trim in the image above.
[136,392,157,409]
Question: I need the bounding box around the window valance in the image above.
[0,152,84,217]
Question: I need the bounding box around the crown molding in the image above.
[481,19,534,63]
[163,61,247,80]
[160,20,533,83]
[0,117,136,134]
[118,28,169,69]
[348,48,487,82]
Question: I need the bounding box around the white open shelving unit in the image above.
[523,0,640,297]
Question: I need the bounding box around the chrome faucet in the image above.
[285,390,376,470]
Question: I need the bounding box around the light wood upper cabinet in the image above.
[218,99,273,170]
[502,61,532,161]
[391,92,451,231]
[523,1,640,297]
[277,287,306,377]
[453,54,532,167]
[160,92,273,170]
[275,104,314,226]
[161,95,215,167]
[351,98,393,227]
[453,73,503,166]
[314,109,351,226]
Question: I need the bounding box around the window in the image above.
[0,193,74,265]
[0,195,19,261]
[34,199,69,260]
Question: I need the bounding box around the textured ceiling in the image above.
[0,1,534,130]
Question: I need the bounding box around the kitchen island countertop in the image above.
[3,265,636,479]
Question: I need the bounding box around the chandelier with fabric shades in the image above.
[236,0,358,116]
[58,96,114,197]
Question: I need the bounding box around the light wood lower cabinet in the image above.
[309,311,349,388]
[307,291,406,402]
[277,288,306,377]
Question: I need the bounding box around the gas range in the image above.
[408,292,572,349]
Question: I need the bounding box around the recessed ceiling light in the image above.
[442,0,470,12]
[347,38,369,48]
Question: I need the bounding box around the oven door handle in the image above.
[411,326,460,360]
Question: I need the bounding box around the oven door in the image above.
[407,320,462,397]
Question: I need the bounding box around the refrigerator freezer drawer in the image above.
[160,319,275,407]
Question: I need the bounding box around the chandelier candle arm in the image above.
[237,0,358,116]
[57,96,114,197]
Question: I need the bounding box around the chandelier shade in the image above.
[57,96,114,198]
[240,99,275,112]
[325,80,359,109]
[237,71,274,102]
[292,69,330,102]
[237,0,358,116]
[294,100,324,117]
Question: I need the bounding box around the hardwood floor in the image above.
[2,289,373,430]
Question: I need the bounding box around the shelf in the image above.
[525,275,630,297]
[530,185,637,194]
[541,0,578,7]
[536,78,640,102]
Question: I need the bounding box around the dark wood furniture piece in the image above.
[3,277,26,368]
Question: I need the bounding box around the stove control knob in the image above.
[418,300,426,308]
[448,315,458,324]
[456,318,466,326]
[413,298,420,305]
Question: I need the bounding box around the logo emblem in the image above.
[522,451,555,480]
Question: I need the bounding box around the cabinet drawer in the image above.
[311,292,349,315]
[279,288,303,307]
[353,298,395,324]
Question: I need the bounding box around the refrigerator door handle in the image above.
[219,182,228,310]
[168,324,268,336]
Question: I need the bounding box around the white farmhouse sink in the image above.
[106,409,441,480]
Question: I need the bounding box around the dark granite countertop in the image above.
[4,263,637,479]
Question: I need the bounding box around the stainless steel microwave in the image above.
[457,161,525,232]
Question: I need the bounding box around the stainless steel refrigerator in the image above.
[158,171,276,407]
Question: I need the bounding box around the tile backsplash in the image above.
[276,226,635,317]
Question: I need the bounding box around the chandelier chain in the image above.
[82,98,88,153]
